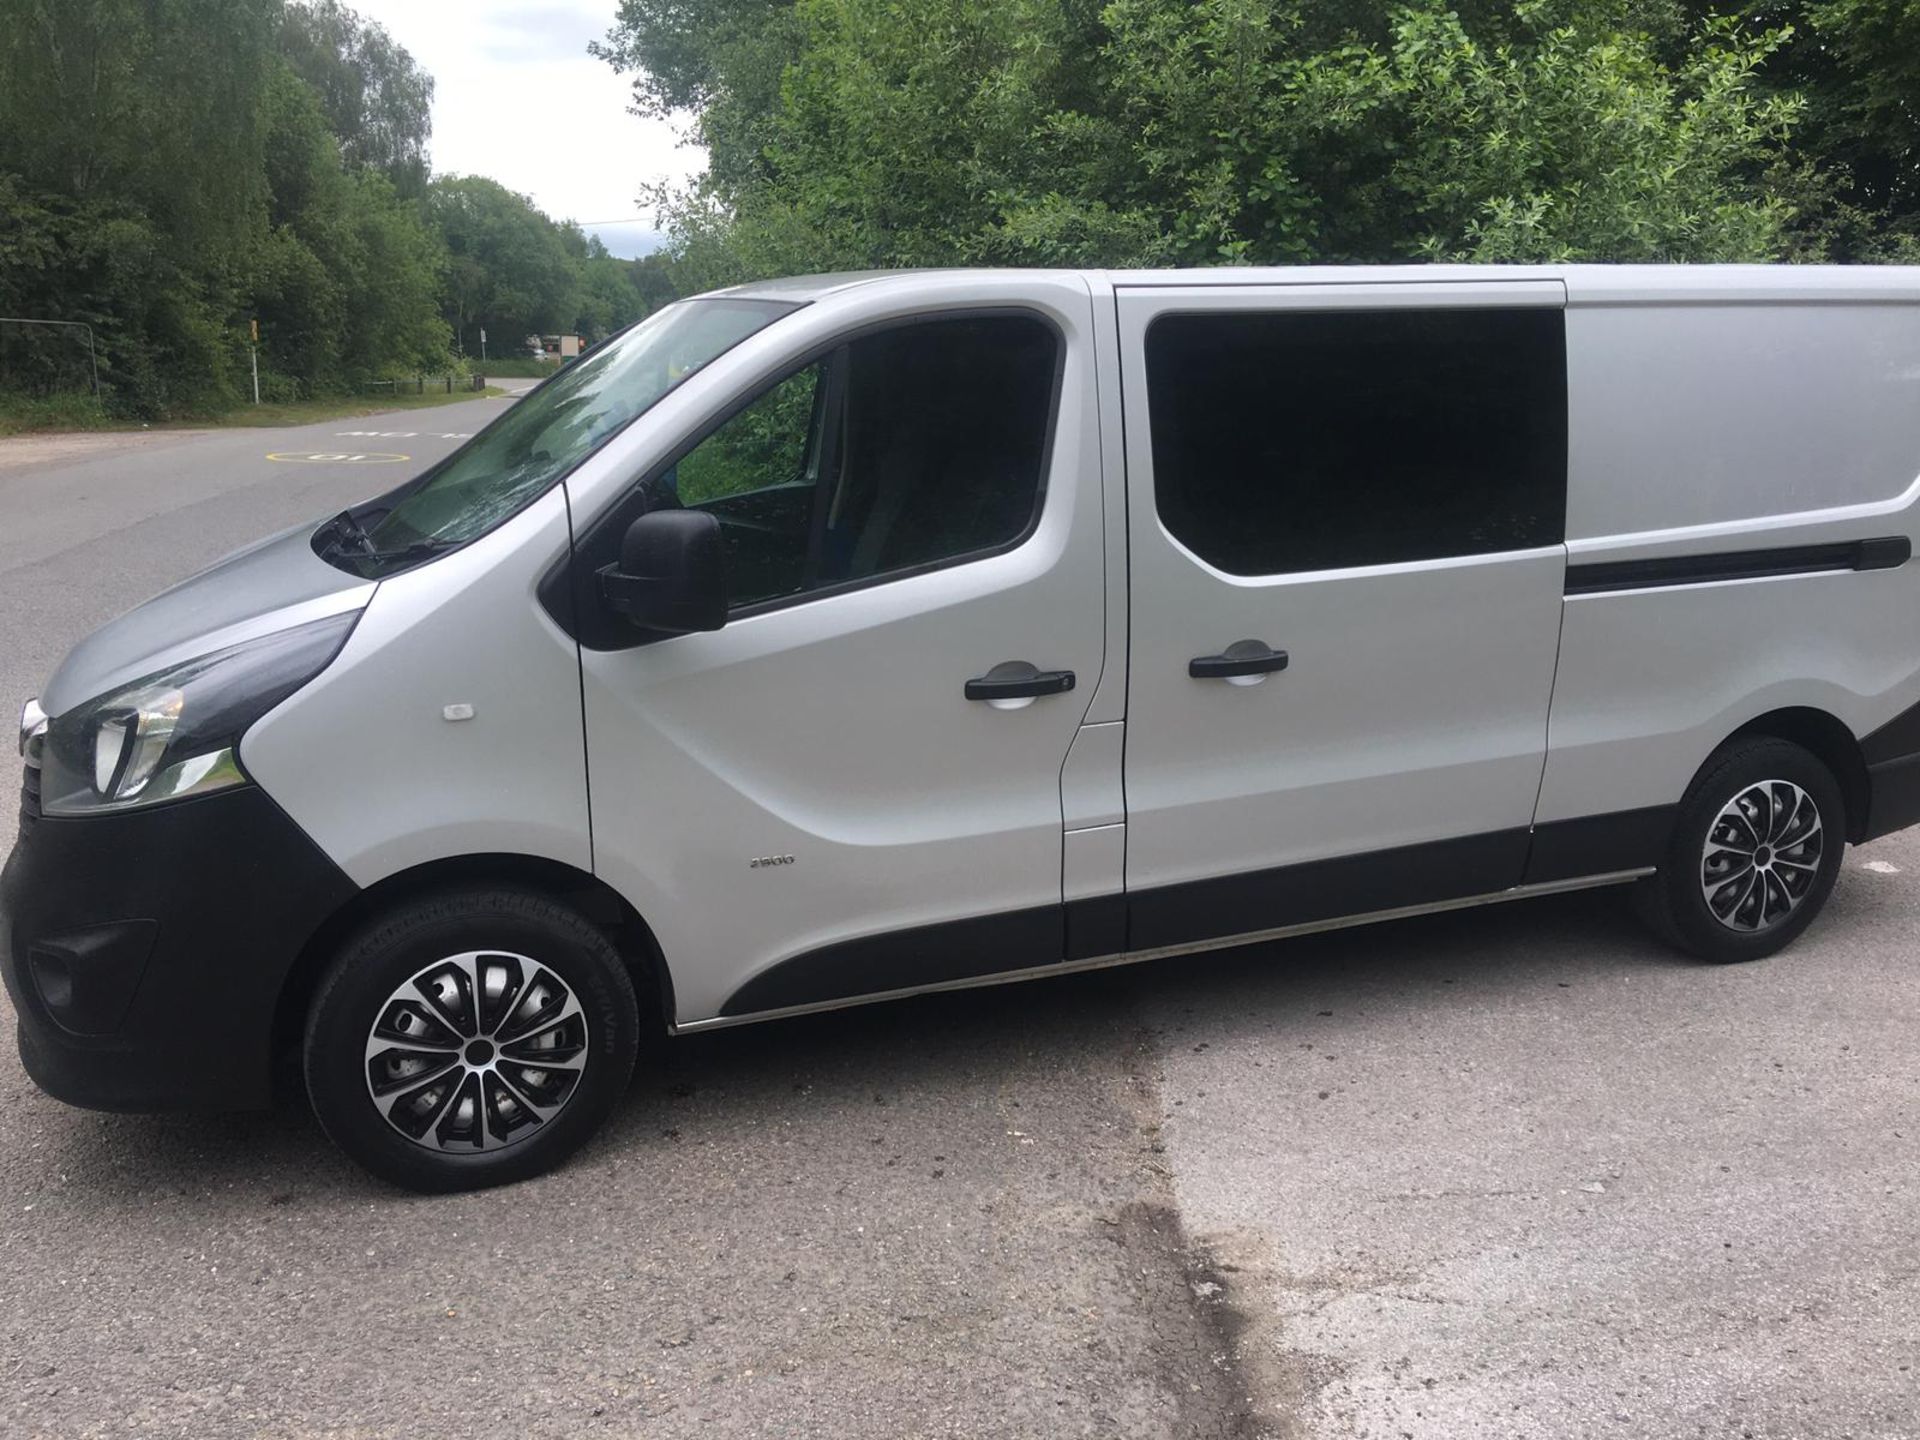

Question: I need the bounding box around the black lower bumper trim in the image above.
[1861,694,1920,842]
[1863,754,1920,843]
[1,784,356,1112]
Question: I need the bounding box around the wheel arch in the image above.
[1720,706,1870,844]
[272,853,674,1093]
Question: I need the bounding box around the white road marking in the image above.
[1861,859,1902,874]
[334,429,472,438]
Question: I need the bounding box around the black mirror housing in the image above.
[598,510,728,633]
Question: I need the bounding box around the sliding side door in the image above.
[1117,280,1571,951]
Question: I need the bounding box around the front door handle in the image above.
[965,660,1076,705]
[1189,640,1289,680]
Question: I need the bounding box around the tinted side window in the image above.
[1145,308,1567,575]
[828,318,1055,582]
[664,313,1058,611]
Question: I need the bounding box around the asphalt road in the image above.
[0,403,1915,1439]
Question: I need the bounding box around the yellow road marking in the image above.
[266,450,411,464]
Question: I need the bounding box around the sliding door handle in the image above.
[1189,641,1288,680]
[965,660,1076,705]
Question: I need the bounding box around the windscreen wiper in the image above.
[317,509,378,559]
[365,537,463,569]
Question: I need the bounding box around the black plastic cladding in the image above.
[713,809,1682,1018]
[1,784,357,1111]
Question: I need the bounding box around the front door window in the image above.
[645,313,1059,615]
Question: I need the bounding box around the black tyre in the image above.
[1633,737,1845,963]
[304,886,640,1192]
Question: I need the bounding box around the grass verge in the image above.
[0,392,116,436]
[168,387,508,428]
[470,358,558,379]
[1,386,507,437]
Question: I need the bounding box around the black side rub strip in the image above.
[1566,536,1909,596]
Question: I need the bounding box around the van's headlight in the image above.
[40,612,357,816]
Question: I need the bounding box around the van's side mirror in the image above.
[597,510,728,633]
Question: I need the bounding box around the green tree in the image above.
[0,0,458,416]
[1731,0,1920,257]
[595,0,805,197]
[254,60,449,395]
[1094,0,1801,262]
[429,176,582,355]
[280,0,435,196]
[558,226,650,341]
[629,251,684,310]
[603,0,1820,279]
[0,0,281,413]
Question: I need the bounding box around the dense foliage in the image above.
[597,0,1920,289]
[0,0,651,418]
[280,0,435,195]
[9,0,1917,418]
[431,177,647,362]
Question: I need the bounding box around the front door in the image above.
[576,280,1107,1021]
[1116,280,1571,951]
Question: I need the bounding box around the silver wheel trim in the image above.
[363,950,590,1153]
[1699,779,1825,933]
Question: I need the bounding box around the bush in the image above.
[254,368,306,403]
[0,389,115,435]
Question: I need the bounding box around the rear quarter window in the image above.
[1145,307,1568,575]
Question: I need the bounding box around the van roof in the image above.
[712,264,1920,306]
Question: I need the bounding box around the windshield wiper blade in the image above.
[366,537,462,568]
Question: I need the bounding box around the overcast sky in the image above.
[350,0,705,257]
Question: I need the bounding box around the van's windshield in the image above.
[316,297,800,576]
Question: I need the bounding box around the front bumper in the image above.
[1,782,356,1112]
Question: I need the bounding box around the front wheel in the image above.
[1633,737,1845,963]
[304,887,640,1192]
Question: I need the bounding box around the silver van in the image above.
[8,267,1920,1191]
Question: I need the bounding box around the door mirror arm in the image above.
[598,509,729,633]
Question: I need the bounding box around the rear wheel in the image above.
[1633,737,1845,963]
[304,887,639,1192]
